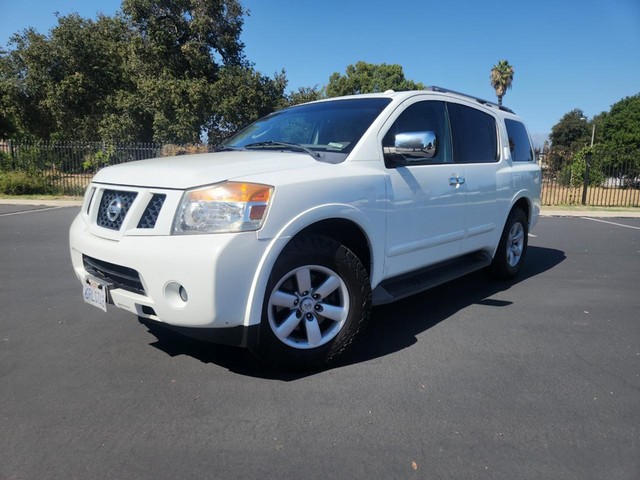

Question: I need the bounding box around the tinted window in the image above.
[447,103,497,163]
[224,98,391,155]
[382,101,451,164]
[505,119,534,162]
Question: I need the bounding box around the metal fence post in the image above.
[9,139,16,170]
[581,153,592,205]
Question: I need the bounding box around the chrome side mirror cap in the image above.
[384,131,438,161]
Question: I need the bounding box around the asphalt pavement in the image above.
[1,205,639,479]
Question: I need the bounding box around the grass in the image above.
[0,194,83,201]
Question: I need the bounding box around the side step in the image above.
[372,251,492,305]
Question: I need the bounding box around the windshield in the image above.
[222,98,392,157]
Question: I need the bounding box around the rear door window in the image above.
[447,103,498,163]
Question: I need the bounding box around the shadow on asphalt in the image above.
[140,246,566,380]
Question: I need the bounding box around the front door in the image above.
[382,100,466,279]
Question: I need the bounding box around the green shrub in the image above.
[0,171,52,195]
[0,150,12,171]
[559,147,605,188]
[82,146,114,172]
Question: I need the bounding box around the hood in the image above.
[91,151,319,189]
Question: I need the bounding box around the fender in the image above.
[242,203,385,327]
[509,186,541,229]
[486,189,540,259]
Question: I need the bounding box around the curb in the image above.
[540,209,640,218]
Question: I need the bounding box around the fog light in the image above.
[179,286,188,302]
[165,281,188,309]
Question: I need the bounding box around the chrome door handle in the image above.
[449,176,466,186]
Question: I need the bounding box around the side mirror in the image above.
[383,131,438,163]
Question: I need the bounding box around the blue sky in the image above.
[1,0,639,145]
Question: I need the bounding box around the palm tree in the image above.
[490,60,515,106]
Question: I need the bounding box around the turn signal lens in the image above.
[188,182,272,203]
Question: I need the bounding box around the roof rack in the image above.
[426,86,515,114]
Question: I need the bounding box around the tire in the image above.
[487,208,528,280]
[251,234,371,370]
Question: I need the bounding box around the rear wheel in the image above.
[487,208,528,279]
[251,235,371,370]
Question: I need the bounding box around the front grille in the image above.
[83,255,145,295]
[97,190,137,230]
[137,194,166,229]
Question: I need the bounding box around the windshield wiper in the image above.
[243,141,320,159]
[214,145,245,152]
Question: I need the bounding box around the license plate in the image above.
[83,277,109,312]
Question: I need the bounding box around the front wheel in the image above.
[251,235,371,370]
[487,208,529,280]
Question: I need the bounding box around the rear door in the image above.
[447,101,507,253]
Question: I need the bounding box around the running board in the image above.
[372,251,492,305]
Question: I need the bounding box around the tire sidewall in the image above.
[253,235,370,370]
[489,208,529,279]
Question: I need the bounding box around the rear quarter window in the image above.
[505,119,534,162]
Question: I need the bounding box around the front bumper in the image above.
[69,212,269,333]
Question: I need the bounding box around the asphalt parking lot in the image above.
[1,205,639,480]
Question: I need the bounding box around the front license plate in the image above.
[83,277,109,312]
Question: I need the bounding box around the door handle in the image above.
[449,176,465,186]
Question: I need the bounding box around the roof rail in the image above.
[426,86,515,114]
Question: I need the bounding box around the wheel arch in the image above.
[509,187,541,231]
[244,206,381,328]
[512,196,531,224]
[488,195,533,259]
[292,219,372,276]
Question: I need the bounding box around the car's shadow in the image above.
[140,246,565,380]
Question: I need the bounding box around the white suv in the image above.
[70,87,541,369]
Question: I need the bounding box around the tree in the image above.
[118,0,249,143]
[0,1,266,144]
[207,66,286,145]
[281,86,323,108]
[325,62,425,97]
[490,60,514,106]
[547,94,640,175]
[547,108,591,171]
[600,94,640,155]
[549,108,591,150]
[1,28,58,140]
[122,0,246,79]
[47,14,132,140]
[0,53,22,138]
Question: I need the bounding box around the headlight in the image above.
[172,182,274,234]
